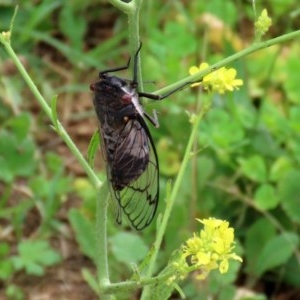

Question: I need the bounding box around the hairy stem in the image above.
[152,29,300,98]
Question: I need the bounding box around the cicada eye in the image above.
[90,83,96,91]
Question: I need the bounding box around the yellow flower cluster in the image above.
[182,218,242,279]
[189,63,243,94]
[255,9,272,38]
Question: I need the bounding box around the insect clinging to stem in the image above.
[90,43,196,230]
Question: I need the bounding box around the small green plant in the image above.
[0,113,36,183]
[0,243,14,281]
[5,284,24,300]
[0,239,60,298]
[11,240,61,276]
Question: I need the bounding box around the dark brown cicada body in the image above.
[91,44,159,230]
[91,44,196,230]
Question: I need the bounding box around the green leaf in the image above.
[234,99,256,129]
[254,232,299,277]
[82,268,100,296]
[282,255,300,287]
[68,209,96,262]
[238,155,268,182]
[251,128,280,157]
[283,53,300,104]
[58,4,86,51]
[289,106,300,133]
[5,284,24,300]
[50,95,59,132]
[0,243,13,280]
[270,156,293,182]
[5,113,31,140]
[0,243,10,257]
[45,152,64,173]
[218,285,236,300]
[289,138,300,163]
[20,0,61,39]
[12,240,61,276]
[87,130,100,168]
[197,155,215,187]
[29,174,71,224]
[278,170,300,223]
[0,259,14,280]
[245,218,276,277]
[202,109,245,149]
[109,232,148,265]
[0,130,36,183]
[260,102,290,140]
[254,183,279,210]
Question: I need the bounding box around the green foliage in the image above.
[5,284,25,300]
[279,170,300,223]
[82,268,100,296]
[0,114,36,183]
[200,108,246,151]
[254,233,299,277]
[138,1,300,298]
[87,130,100,167]
[109,232,148,265]
[0,243,14,280]
[0,106,71,295]
[254,183,278,209]
[246,223,299,281]
[11,240,61,276]
[1,0,300,299]
[239,155,268,183]
[58,3,87,54]
[68,209,96,262]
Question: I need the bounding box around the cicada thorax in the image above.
[91,74,135,121]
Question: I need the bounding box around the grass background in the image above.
[1,0,300,299]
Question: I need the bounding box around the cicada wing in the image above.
[110,118,159,230]
[96,123,123,224]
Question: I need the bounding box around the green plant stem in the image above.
[96,182,111,300]
[152,29,300,98]
[141,105,209,300]
[3,12,300,294]
[102,268,176,294]
[85,2,300,295]
[0,34,110,298]
[102,262,201,295]
[127,0,143,89]
[109,0,132,13]
[0,37,100,189]
[109,0,144,90]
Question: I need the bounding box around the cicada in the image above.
[91,44,194,230]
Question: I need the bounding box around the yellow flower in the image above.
[0,31,11,42]
[182,218,242,279]
[183,233,203,256]
[189,63,243,94]
[255,9,272,38]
